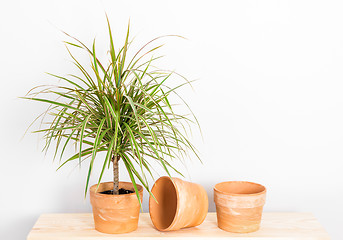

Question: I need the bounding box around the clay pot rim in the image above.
[214,181,266,196]
[149,176,180,231]
[90,181,143,197]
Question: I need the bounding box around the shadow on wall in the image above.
[0,214,39,240]
[54,183,93,213]
[197,181,216,212]
[1,192,92,240]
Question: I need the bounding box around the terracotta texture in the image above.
[149,176,208,231]
[214,181,266,233]
[89,182,143,234]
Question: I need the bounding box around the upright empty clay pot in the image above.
[90,182,143,234]
[214,181,266,233]
[149,176,208,231]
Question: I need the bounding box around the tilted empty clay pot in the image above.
[149,176,208,231]
[90,182,143,234]
[214,181,266,233]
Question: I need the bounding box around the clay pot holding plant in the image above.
[90,182,143,234]
[214,181,266,233]
[149,176,208,231]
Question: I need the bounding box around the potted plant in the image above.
[23,17,201,234]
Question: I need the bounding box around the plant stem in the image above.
[112,155,120,195]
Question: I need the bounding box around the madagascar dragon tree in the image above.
[24,17,200,203]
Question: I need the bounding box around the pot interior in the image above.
[150,177,178,230]
[215,181,265,195]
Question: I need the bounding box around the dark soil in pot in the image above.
[100,188,134,195]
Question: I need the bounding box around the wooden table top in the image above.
[27,212,331,239]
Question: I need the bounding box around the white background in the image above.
[1,0,343,239]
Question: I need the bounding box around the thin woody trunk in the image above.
[112,155,120,195]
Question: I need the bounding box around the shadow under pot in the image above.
[89,182,143,234]
[214,181,266,233]
[149,176,208,231]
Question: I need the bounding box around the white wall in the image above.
[1,0,342,239]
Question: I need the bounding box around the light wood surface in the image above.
[27,212,331,240]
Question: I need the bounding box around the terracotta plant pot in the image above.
[214,181,266,233]
[149,176,208,231]
[89,181,143,234]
